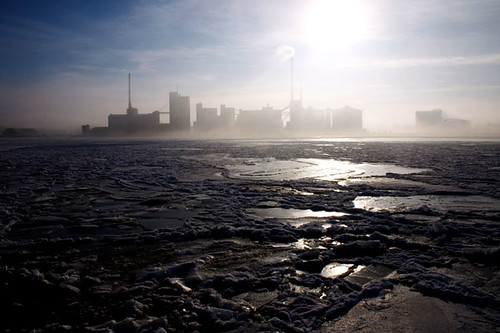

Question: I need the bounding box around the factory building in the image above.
[220,105,236,129]
[288,101,363,134]
[194,103,218,131]
[109,74,160,133]
[415,109,470,134]
[169,92,191,132]
[416,109,445,127]
[193,104,237,132]
[82,74,192,136]
[104,74,162,134]
[331,106,363,133]
[295,107,331,132]
[108,111,160,133]
[81,70,370,137]
[286,56,363,135]
[235,106,284,134]
[287,100,305,131]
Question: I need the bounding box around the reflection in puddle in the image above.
[354,195,500,213]
[273,238,326,250]
[226,158,427,181]
[339,177,457,190]
[248,208,348,219]
[321,263,352,278]
[321,263,365,278]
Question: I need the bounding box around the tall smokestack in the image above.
[291,56,294,104]
[128,73,132,108]
[300,79,302,102]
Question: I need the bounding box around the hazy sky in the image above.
[1,0,500,132]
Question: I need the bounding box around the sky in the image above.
[1,0,500,133]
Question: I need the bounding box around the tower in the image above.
[127,73,138,117]
[288,55,303,130]
[291,56,294,105]
[169,91,190,131]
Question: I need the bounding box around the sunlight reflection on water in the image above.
[354,195,500,213]
[248,207,348,219]
[226,158,427,181]
[321,263,366,278]
[321,263,353,278]
[272,238,312,250]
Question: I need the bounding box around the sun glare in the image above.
[301,0,369,49]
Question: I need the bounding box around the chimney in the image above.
[128,73,132,108]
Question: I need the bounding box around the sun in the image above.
[300,0,369,49]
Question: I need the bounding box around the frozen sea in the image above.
[0,137,499,332]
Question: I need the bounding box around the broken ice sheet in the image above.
[140,218,184,230]
[134,207,199,230]
[353,195,500,213]
[345,265,395,288]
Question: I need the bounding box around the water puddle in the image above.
[321,263,365,278]
[275,238,311,250]
[226,158,427,181]
[339,177,458,191]
[273,238,324,250]
[353,195,500,213]
[248,208,348,219]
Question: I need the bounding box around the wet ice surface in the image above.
[0,138,499,332]
[354,195,500,214]
[225,157,428,181]
[248,208,348,219]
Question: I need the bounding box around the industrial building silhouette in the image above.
[83,74,191,136]
[288,99,363,134]
[193,104,236,132]
[169,92,191,132]
[415,109,470,134]
[82,74,364,137]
